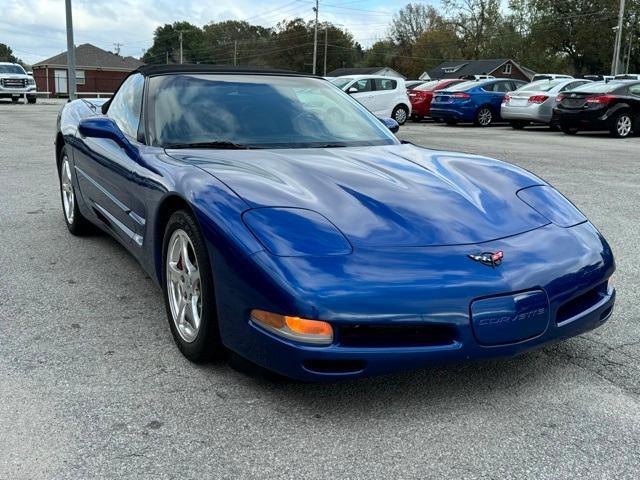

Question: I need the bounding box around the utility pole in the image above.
[179,31,184,64]
[611,0,626,75]
[166,51,169,64]
[312,0,319,75]
[65,0,77,100]
[234,40,238,66]
[625,32,633,74]
[323,25,328,76]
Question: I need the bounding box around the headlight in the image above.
[251,309,333,345]
[27,78,35,86]
[242,207,351,257]
[517,185,587,227]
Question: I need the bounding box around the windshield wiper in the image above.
[164,141,258,150]
[313,143,349,148]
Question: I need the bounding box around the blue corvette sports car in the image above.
[55,65,615,381]
[430,78,527,126]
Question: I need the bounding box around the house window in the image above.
[443,67,457,73]
[503,63,512,74]
[76,70,85,85]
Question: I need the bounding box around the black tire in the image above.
[474,106,493,127]
[27,97,36,104]
[411,114,423,123]
[58,145,92,235]
[445,119,458,126]
[11,97,19,103]
[162,210,222,362]
[549,123,560,132]
[609,111,633,138]
[510,121,527,130]
[392,105,409,125]
[561,123,579,135]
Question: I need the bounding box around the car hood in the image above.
[167,144,550,248]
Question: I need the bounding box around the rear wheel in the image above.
[163,210,222,362]
[475,107,493,127]
[392,105,409,125]
[27,97,36,104]
[609,111,633,138]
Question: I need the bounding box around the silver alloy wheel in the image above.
[617,114,632,137]
[478,108,492,126]
[61,155,75,224]
[166,229,202,343]
[394,107,407,124]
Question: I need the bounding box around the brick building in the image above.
[427,59,534,82]
[31,43,144,97]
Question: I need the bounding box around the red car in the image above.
[409,79,466,121]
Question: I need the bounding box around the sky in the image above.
[1,0,437,65]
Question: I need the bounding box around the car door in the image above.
[73,73,147,247]
[349,78,376,112]
[483,81,512,117]
[373,78,398,116]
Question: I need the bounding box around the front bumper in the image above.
[0,86,37,98]
[213,221,615,382]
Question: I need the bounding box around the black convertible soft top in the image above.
[134,64,313,78]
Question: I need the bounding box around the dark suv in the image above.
[554,80,640,138]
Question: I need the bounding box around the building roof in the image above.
[33,43,144,71]
[428,59,533,80]
[327,66,405,78]
[135,64,305,77]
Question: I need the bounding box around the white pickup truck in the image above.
[0,62,37,104]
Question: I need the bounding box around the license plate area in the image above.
[471,290,549,346]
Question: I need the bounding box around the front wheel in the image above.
[392,105,409,125]
[59,146,91,235]
[163,210,222,362]
[609,111,633,138]
[475,107,493,127]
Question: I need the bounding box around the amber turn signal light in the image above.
[251,310,333,345]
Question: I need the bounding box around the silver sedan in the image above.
[501,78,592,129]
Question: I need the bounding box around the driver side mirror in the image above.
[78,116,139,161]
[379,117,400,134]
[347,87,358,95]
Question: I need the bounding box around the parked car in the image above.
[409,79,466,122]
[331,75,412,125]
[430,78,527,126]
[54,64,615,381]
[554,80,640,138]
[0,62,37,103]
[405,80,426,90]
[501,78,592,129]
[531,74,573,81]
[614,74,640,80]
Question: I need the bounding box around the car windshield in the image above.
[518,79,565,92]
[414,80,440,91]
[150,74,399,149]
[0,64,26,75]
[571,82,625,94]
[330,77,354,89]
[444,81,481,92]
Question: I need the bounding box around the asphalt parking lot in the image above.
[1,100,639,479]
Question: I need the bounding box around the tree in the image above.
[201,20,272,65]
[389,3,445,46]
[0,43,22,64]
[143,22,204,64]
[443,0,503,58]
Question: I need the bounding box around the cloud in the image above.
[2,0,397,64]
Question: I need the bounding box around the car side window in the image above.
[374,78,397,91]
[107,73,144,139]
[495,81,512,93]
[353,79,374,93]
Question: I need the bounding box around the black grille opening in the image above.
[303,359,366,374]
[556,282,607,324]
[339,324,457,348]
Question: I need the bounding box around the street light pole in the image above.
[312,0,319,75]
[179,31,184,64]
[611,0,626,75]
[65,0,77,100]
